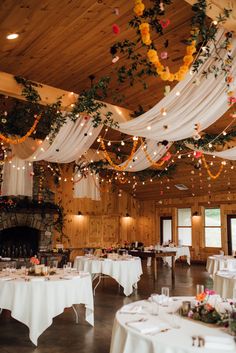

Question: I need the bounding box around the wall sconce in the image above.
[78,211,83,216]
[192,211,199,217]
[125,213,130,218]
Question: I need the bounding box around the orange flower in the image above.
[196,292,206,301]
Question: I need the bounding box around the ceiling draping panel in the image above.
[1,156,33,197]
[117,30,236,141]
[118,140,172,172]
[3,117,102,197]
[73,174,101,201]
[12,117,102,163]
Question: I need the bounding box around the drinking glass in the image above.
[150,293,159,316]
[196,284,204,296]
[63,264,67,274]
[161,287,170,298]
[67,262,72,273]
[233,287,236,302]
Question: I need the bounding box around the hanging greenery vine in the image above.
[0,76,118,143]
[110,0,232,89]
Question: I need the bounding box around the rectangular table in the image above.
[128,250,176,282]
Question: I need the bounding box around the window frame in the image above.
[204,207,222,248]
[177,208,192,246]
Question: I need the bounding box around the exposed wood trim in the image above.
[184,0,236,32]
[0,71,131,122]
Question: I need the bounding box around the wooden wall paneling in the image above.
[102,215,120,245]
[88,216,103,246]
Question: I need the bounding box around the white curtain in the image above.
[117,30,236,141]
[1,157,33,197]
[73,174,101,201]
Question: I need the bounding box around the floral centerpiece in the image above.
[180,289,236,335]
[188,290,221,324]
[30,256,40,266]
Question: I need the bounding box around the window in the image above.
[204,208,221,247]
[177,208,192,246]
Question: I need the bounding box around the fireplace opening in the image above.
[0,226,40,258]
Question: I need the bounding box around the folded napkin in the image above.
[0,276,14,281]
[127,320,169,334]
[150,294,170,305]
[203,335,235,351]
[120,304,143,314]
[29,277,45,282]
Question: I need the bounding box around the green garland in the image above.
[0,76,118,142]
[110,0,232,90]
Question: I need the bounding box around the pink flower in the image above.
[160,51,168,59]
[112,24,120,35]
[160,19,170,29]
[204,289,216,295]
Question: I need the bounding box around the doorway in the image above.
[160,217,172,245]
[227,215,236,255]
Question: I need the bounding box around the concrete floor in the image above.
[0,262,210,353]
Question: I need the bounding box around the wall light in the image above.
[192,211,199,217]
[78,211,83,216]
[6,33,19,40]
[125,213,130,217]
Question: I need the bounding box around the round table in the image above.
[0,269,94,345]
[214,270,236,298]
[110,298,236,353]
[206,256,236,277]
[73,255,143,296]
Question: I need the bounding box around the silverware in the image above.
[192,336,197,347]
[125,318,147,325]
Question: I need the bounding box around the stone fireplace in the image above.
[0,211,55,258]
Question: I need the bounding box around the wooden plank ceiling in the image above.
[0,0,235,200]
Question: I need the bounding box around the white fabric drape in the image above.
[73,174,101,201]
[117,30,236,141]
[12,117,102,163]
[119,140,172,172]
[204,147,236,160]
[187,144,236,160]
[1,157,33,196]
[3,117,102,197]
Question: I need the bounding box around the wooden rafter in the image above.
[0,71,131,123]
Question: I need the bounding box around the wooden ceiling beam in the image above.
[0,71,131,122]
[184,0,236,32]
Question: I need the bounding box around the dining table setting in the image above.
[110,292,236,353]
[73,253,143,296]
[206,255,236,278]
[0,266,94,345]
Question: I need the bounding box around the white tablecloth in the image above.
[214,270,236,298]
[206,256,236,277]
[110,298,236,353]
[0,270,94,345]
[73,256,143,296]
[148,246,190,267]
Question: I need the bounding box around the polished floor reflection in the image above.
[0,262,210,353]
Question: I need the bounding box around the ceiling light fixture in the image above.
[6,33,19,40]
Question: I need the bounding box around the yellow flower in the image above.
[183,55,194,65]
[186,45,196,55]
[147,49,158,62]
[134,3,145,16]
[142,35,151,45]
[168,74,175,81]
[160,71,170,81]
